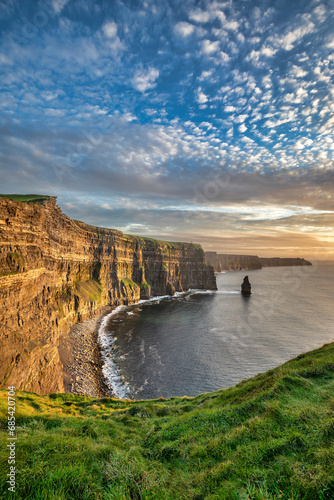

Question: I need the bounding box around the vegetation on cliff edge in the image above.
[125,234,203,252]
[1,342,334,499]
[0,194,51,204]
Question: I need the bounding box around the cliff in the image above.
[260,257,312,267]
[0,197,216,394]
[205,252,262,272]
[205,252,312,272]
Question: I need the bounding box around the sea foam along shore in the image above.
[97,290,218,399]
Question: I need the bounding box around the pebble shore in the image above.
[60,312,113,398]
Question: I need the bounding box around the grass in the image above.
[0,252,26,277]
[125,234,203,252]
[121,278,140,290]
[1,343,334,499]
[0,194,51,204]
[75,280,102,303]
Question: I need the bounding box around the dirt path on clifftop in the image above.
[59,312,113,398]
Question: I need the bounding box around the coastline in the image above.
[58,291,205,399]
[59,310,112,398]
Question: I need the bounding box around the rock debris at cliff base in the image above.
[59,313,112,398]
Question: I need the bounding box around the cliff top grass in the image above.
[0,194,51,204]
[73,220,204,251]
[125,234,203,252]
[1,342,334,499]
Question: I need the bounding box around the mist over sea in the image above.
[99,263,334,399]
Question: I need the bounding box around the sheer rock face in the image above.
[0,197,216,394]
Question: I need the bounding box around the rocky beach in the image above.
[59,311,112,398]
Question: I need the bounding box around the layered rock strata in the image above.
[0,197,216,394]
[205,252,311,272]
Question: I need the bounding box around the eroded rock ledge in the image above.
[0,197,216,394]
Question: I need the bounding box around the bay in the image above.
[99,263,334,399]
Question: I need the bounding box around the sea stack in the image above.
[241,276,251,296]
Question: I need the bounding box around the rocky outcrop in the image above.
[205,252,262,272]
[205,252,312,272]
[0,197,216,394]
[259,257,312,267]
[241,276,251,296]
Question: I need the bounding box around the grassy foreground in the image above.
[1,343,334,499]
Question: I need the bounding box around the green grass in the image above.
[1,343,334,499]
[121,278,140,289]
[75,280,102,303]
[0,270,20,277]
[0,194,51,204]
[140,281,151,289]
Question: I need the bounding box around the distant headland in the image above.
[205,252,312,272]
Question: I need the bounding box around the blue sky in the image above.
[0,0,334,258]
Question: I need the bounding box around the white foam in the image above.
[138,294,171,305]
[98,306,131,399]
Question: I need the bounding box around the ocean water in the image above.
[98,263,334,399]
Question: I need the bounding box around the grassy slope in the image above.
[0,194,51,204]
[0,344,334,499]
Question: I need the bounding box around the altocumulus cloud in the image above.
[0,0,333,258]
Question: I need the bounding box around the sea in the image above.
[98,262,334,400]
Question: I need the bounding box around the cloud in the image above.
[234,114,248,124]
[260,46,277,57]
[132,67,159,92]
[52,0,69,14]
[1,0,334,258]
[276,19,315,51]
[174,22,195,37]
[196,87,208,104]
[189,9,210,23]
[225,20,239,31]
[102,21,118,38]
[198,69,214,80]
[220,51,230,63]
[201,39,220,55]
[290,65,308,78]
[101,20,125,54]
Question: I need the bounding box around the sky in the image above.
[0,0,334,259]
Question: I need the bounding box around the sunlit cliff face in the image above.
[0,0,333,258]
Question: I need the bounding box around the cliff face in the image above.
[259,257,312,267]
[205,252,312,272]
[0,197,216,394]
[205,252,262,272]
